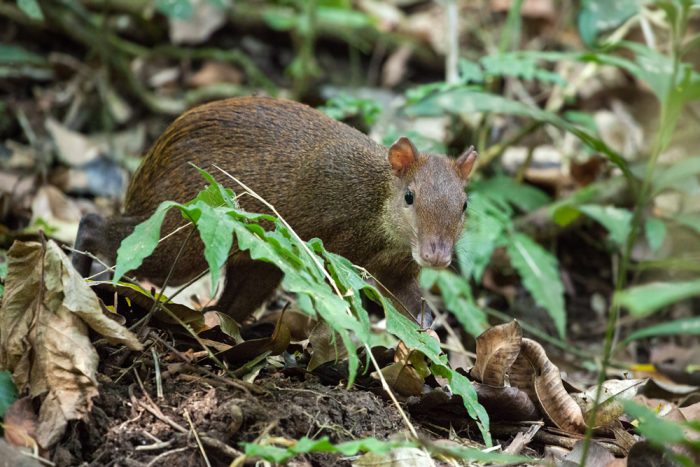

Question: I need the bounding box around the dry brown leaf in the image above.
[560,440,616,467]
[45,118,101,166]
[259,309,316,342]
[0,240,143,447]
[219,312,291,365]
[30,185,82,244]
[572,379,644,428]
[514,338,586,433]
[3,398,37,448]
[473,320,523,386]
[307,321,347,371]
[0,438,42,467]
[474,384,540,422]
[382,44,413,87]
[188,61,243,88]
[378,362,424,397]
[509,349,537,402]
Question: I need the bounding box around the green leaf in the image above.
[481,53,566,85]
[674,213,700,236]
[0,370,18,419]
[113,201,182,283]
[653,156,700,193]
[407,88,630,177]
[578,204,632,247]
[318,94,381,126]
[624,317,700,343]
[0,44,46,66]
[420,270,488,337]
[242,435,526,464]
[645,217,666,253]
[17,0,43,20]
[155,0,194,19]
[552,204,582,227]
[191,202,235,294]
[0,255,7,299]
[506,233,566,337]
[432,364,492,446]
[622,400,687,444]
[476,176,550,212]
[458,194,508,281]
[615,279,700,317]
[577,0,644,46]
[262,7,298,30]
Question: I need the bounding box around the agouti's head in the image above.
[386,137,477,268]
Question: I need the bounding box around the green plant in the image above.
[318,94,381,127]
[112,167,492,444]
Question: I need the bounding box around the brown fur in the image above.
[73,97,474,325]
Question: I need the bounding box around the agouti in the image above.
[72,97,477,326]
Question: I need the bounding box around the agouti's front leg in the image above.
[378,274,433,328]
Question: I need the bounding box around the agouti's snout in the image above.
[418,238,453,268]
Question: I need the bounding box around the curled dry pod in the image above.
[510,338,586,433]
[473,320,523,386]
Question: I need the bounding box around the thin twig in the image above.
[185,410,211,467]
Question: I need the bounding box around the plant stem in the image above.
[579,4,690,464]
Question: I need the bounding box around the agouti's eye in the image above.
[404,189,414,205]
[462,201,468,212]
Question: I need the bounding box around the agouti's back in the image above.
[127,97,392,266]
[73,96,477,325]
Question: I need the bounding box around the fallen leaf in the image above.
[511,338,586,433]
[30,185,82,244]
[560,440,615,467]
[3,398,37,448]
[378,361,425,397]
[473,320,523,386]
[45,118,100,166]
[307,321,347,371]
[474,383,540,421]
[188,61,243,88]
[0,240,143,447]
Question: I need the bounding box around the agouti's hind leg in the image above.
[73,213,107,277]
[72,213,146,279]
[217,256,284,322]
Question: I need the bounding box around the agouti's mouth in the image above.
[412,249,452,269]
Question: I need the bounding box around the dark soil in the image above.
[55,355,407,467]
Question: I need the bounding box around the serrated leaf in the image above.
[477,176,551,212]
[578,204,632,247]
[113,201,182,283]
[506,233,566,338]
[615,279,700,317]
[624,317,700,343]
[645,217,666,253]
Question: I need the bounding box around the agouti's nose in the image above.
[421,240,452,268]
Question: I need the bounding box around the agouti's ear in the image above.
[455,146,478,180]
[388,137,419,176]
